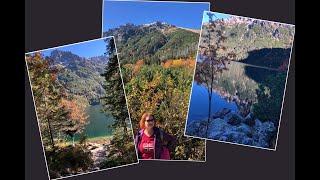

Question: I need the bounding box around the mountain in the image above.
[201,17,295,65]
[177,27,200,34]
[46,50,107,104]
[103,22,200,65]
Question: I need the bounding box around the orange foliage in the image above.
[133,60,144,75]
[162,59,195,69]
[60,97,88,124]
[123,63,134,69]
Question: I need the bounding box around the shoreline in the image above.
[58,135,113,147]
[86,135,113,144]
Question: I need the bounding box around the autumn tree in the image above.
[60,95,89,146]
[124,64,205,160]
[194,12,236,137]
[26,53,69,149]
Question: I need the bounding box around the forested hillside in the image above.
[200,17,294,69]
[104,22,200,65]
[46,50,107,104]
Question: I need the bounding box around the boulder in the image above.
[207,117,257,146]
[90,144,107,166]
[185,119,209,137]
[225,112,244,126]
[187,116,276,149]
[243,112,255,126]
[252,120,276,148]
[87,143,99,150]
[208,118,229,139]
[254,119,263,127]
[235,124,252,135]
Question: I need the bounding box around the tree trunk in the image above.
[206,94,212,138]
[47,118,55,149]
[206,58,215,138]
[44,96,55,149]
[123,120,128,140]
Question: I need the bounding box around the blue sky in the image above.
[202,11,231,23]
[103,0,210,31]
[40,38,110,58]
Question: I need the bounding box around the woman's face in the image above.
[145,115,155,129]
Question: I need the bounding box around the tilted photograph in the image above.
[185,11,295,150]
[25,37,138,179]
[103,0,210,161]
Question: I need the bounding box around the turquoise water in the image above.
[72,104,115,141]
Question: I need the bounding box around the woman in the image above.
[135,112,176,159]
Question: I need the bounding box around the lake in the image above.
[72,104,115,141]
[187,82,238,123]
[186,60,281,123]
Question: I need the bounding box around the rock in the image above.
[235,124,252,135]
[252,120,276,148]
[91,146,105,155]
[87,143,100,150]
[92,148,106,166]
[218,130,249,145]
[241,137,254,145]
[206,116,257,146]
[243,113,255,126]
[187,115,276,149]
[186,119,209,137]
[88,145,97,150]
[225,112,244,125]
[87,143,109,167]
[254,119,263,127]
[208,118,229,139]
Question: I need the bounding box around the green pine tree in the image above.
[100,38,137,167]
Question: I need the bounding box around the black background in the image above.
[25,0,295,180]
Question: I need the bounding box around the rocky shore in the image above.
[186,108,277,148]
[86,138,111,170]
